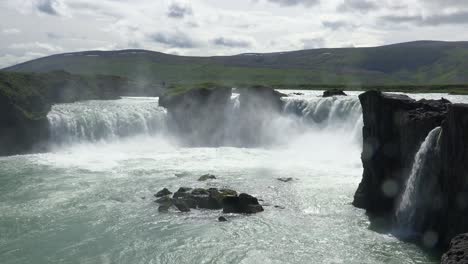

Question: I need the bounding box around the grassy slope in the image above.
[3,41,468,92]
[0,71,132,120]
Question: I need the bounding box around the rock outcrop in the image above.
[435,104,468,245]
[159,87,232,146]
[236,86,286,146]
[353,91,468,249]
[323,89,347,97]
[0,71,131,156]
[159,86,287,147]
[0,89,50,156]
[222,193,264,214]
[353,91,450,213]
[154,187,264,214]
[442,233,468,264]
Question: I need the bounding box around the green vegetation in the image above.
[0,71,132,120]
[2,41,468,95]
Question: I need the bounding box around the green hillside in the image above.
[3,41,468,88]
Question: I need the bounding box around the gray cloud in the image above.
[302,38,325,49]
[422,0,468,8]
[47,32,63,39]
[380,11,468,26]
[267,0,319,7]
[150,31,196,48]
[213,37,251,48]
[337,0,379,13]
[36,0,60,15]
[322,21,348,30]
[167,2,193,18]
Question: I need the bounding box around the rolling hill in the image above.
[3,41,468,88]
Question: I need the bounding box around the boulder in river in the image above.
[172,199,191,212]
[277,177,293,183]
[198,174,216,181]
[218,216,228,222]
[323,89,347,97]
[222,193,264,214]
[156,187,262,214]
[155,196,173,206]
[155,188,172,197]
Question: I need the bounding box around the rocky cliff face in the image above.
[436,104,468,245]
[353,91,450,213]
[0,71,132,156]
[354,91,468,251]
[159,86,286,147]
[159,87,232,146]
[0,88,50,156]
[236,86,286,146]
[442,233,468,264]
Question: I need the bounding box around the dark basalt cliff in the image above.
[236,86,286,146]
[159,86,286,147]
[353,91,468,254]
[0,85,50,156]
[353,91,450,213]
[437,104,468,245]
[0,71,132,156]
[159,87,232,146]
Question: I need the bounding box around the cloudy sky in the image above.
[1,0,468,68]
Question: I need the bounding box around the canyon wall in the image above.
[354,90,468,251]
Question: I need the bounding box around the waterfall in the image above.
[47,93,364,147]
[282,96,363,141]
[395,126,442,233]
[48,97,167,144]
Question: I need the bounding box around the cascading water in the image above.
[395,126,442,233]
[48,97,168,144]
[282,95,363,143]
[47,92,363,148]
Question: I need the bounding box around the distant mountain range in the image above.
[3,41,468,87]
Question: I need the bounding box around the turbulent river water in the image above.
[1,90,467,264]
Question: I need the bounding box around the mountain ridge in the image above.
[3,40,468,86]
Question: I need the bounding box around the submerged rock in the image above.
[155,196,173,206]
[173,199,191,212]
[323,89,347,97]
[158,205,170,213]
[277,177,293,183]
[223,193,264,214]
[198,174,217,181]
[442,233,468,264]
[175,172,190,178]
[218,216,228,222]
[155,188,172,197]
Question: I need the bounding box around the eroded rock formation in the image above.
[159,87,232,146]
[353,90,468,251]
[353,91,450,213]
